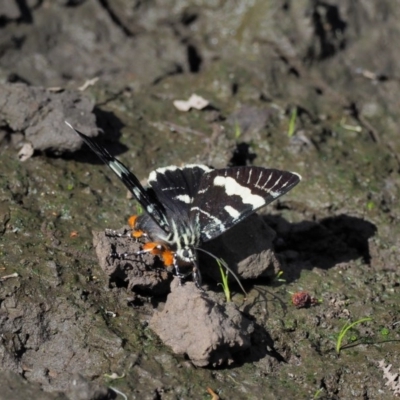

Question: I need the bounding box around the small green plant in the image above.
[313,388,324,399]
[196,248,247,298]
[366,200,375,211]
[287,106,297,137]
[380,327,390,337]
[217,259,231,302]
[274,270,286,282]
[234,120,242,140]
[336,317,372,354]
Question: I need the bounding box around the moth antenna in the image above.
[195,247,247,298]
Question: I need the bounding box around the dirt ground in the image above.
[1,1,400,399]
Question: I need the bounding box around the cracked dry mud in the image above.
[1,1,400,399]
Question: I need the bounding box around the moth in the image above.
[66,122,301,287]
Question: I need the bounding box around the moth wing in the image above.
[66,122,170,232]
[191,166,301,242]
[147,164,212,217]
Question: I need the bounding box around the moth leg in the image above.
[192,264,202,289]
[109,248,135,259]
[172,253,187,285]
[105,229,131,238]
[107,240,159,260]
[105,215,147,240]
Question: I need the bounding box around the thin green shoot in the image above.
[234,120,241,140]
[217,259,231,302]
[339,117,362,132]
[288,106,297,137]
[195,247,247,299]
[313,388,324,399]
[336,317,372,354]
[274,270,286,282]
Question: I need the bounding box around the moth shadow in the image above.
[72,109,127,164]
[264,213,377,283]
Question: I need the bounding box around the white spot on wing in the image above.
[109,160,128,178]
[132,188,141,198]
[271,175,282,189]
[148,164,212,183]
[292,171,302,180]
[213,176,265,209]
[279,181,289,189]
[254,172,263,188]
[261,173,273,189]
[269,191,281,198]
[65,121,73,130]
[174,194,192,204]
[224,205,240,219]
[247,169,253,184]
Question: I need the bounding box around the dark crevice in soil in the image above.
[64,0,86,7]
[15,0,34,23]
[6,72,31,85]
[231,82,239,95]
[308,1,347,60]
[187,44,202,72]
[229,142,257,167]
[152,63,184,84]
[97,0,135,37]
[181,11,198,26]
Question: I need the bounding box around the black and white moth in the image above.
[66,122,301,287]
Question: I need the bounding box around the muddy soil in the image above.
[1,1,400,399]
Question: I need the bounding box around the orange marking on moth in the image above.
[142,242,174,267]
[131,229,144,238]
[142,242,161,253]
[128,215,145,238]
[161,249,174,267]
[128,215,138,228]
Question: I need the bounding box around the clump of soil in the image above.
[93,228,172,295]
[150,280,253,367]
[0,82,97,156]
